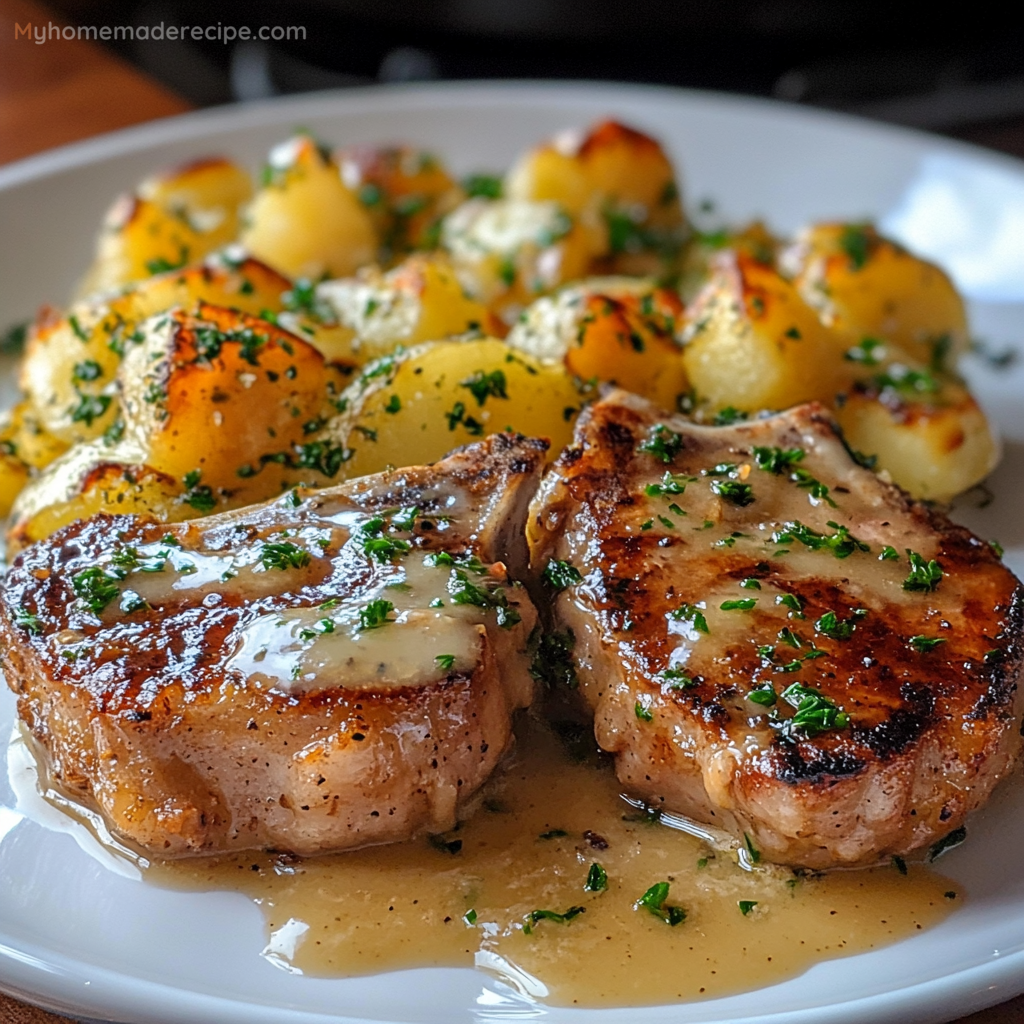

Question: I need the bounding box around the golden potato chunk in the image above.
[21,256,292,446]
[118,303,353,501]
[507,278,688,412]
[441,197,599,320]
[835,369,998,502]
[76,158,254,297]
[506,119,686,277]
[681,250,851,416]
[241,134,378,280]
[336,145,462,261]
[7,445,189,554]
[308,254,500,366]
[330,338,591,478]
[782,222,969,369]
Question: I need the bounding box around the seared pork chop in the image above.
[0,434,544,857]
[529,390,1023,868]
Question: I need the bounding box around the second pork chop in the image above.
[529,390,1023,868]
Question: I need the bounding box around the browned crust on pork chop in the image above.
[1,433,546,857]
[529,390,1024,867]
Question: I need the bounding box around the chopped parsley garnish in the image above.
[880,545,900,561]
[815,608,866,640]
[447,569,520,628]
[13,607,43,634]
[70,392,111,426]
[776,594,804,618]
[544,559,583,591]
[873,366,940,396]
[181,469,217,513]
[103,418,125,446]
[384,394,402,414]
[720,598,756,611]
[744,833,761,864]
[72,359,103,383]
[635,882,686,926]
[119,591,150,614]
[637,424,684,464]
[538,829,569,840]
[584,863,608,892]
[460,369,508,405]
[741,578,762,589]
[463,909,478,925]
[260,542,311,571]
[445,400,484,435]
[71,567,122,614]
[903,550,943,592]
[747,683,777,706]
[713,406,749,426]
[358,599,395,630]
[928,826,966,861]
[753,446,805,474]
[435,654,456,671]
[670,603,709,634]
[356,516,412,564]
[909,635,946,653]
[68,314,89,341]
[523,906,586,934]
[462,173,503,199]
[738,900,758,916]
[780,682,849,737]
[110,546,167,574]
[530,629,578,689]
[645,471,695,497]
[844,337,885,365]
[635,699,654,722]
[838,223,874,270]
[711,480,754,506]
[660,667,695,689]
[771,520,868,558]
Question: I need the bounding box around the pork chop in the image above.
[0,433,544,858]
[528,389,1023,868]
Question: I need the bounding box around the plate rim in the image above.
[2,78,1024,196]
[2,78,1024,1024]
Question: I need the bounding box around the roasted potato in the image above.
[21,256,292,447]
[241,134,378,280]
[835,369,998,502]
[336,145,461,261]
[330,338,591,478]
[76,158,254,297]
[118,303,352,500]
[9,303,357,549]
[7,443,190,554]
[782,222,969,370]
[306,253,501,366]
[507,277,688,411]
[505,120,686,277]
[681,250,850,415]
[441,198,600,320]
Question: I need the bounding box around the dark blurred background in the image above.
[33,0,1024,160]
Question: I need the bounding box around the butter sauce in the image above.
[148,716,958,1007]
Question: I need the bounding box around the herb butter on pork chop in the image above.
[0,433,544,858]
[529,389,1023,868]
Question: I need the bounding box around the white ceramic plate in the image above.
[2,81,1024,1024]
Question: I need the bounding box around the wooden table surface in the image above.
[1,0,1023,1021]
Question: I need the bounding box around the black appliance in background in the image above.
[43,0,1024,157]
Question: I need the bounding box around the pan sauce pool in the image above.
[148,715,958,1007]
